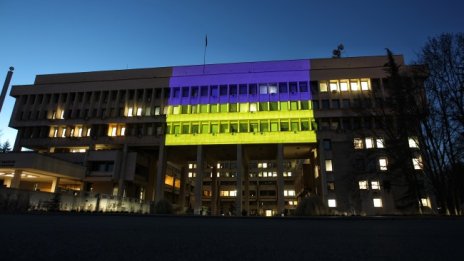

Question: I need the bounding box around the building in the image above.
[0,55,429,215]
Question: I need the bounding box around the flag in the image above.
[205,35,208,47]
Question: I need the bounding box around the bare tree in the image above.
[416,33,464,215]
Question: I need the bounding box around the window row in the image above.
[169,101,312,115]
[354,137,385,149]
[328,198,383,208]
[167,119,315,135]
[358,180,381,190]
[312,97,380,110]
[317,116,392,131]
[325,157,390,172]
[170,81,309,99]
[319,79,370,93]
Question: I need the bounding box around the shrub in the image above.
[294,196,330,216]
[154,199,174,214]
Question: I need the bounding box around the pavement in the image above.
[0,214,462,260]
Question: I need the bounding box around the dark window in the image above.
[200,86,208,96]
[342,118,351,130]
[249,84,257,95]
[323,139,332,150]
[210,86,218,97]
[173,88,180,98]
[220,85,228,96]
[229,85,237,96]
[182,87,189,97]
[342,99,350,108]
[322,99,330,109]
[332,100,340,109]
[312,100,319,110]
[299,82,308,92]
[289,82,298,93]
[279,82,288,93]
[301,101,309,110]
[239,84,247,95]
[191,87,199,97]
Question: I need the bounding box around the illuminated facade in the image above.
[0,55,429,215]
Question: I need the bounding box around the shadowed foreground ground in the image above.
[0,214,462,260]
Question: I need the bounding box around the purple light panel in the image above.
[168,60,311,105]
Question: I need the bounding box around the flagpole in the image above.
[203,34,207,74]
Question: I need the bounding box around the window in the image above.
[61,128,66,138]
[365,137,374,149]
[268,83,278,94]
[327,182,335,191]
[322,99,330,109]
[412,156,423,170]
[127,108,134,117]
[408,137,419,148]
[284,190,296,196]
[361,80,370,91]
[319,82,328,92]
[332,100,340,109]
[373,198,383,208]
[340,81,348,91]
[279,82,288,93]
[421,198,431,207]
[376,138,385,148]
[371,181,380,190]
[328,199,337,208]
[329,82,338,92]
[259,84,268,94]
[358,180,368,190]
[353,138,363,149]
[323,139,332,150]
[250,103,257,112]
[325,160,333,172]
[136,107,142,116]
[350,81,359,91]
[379,157,388,171]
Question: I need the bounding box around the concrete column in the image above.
[155,139,167,202]
[277,144,285,215]
[10,169,22,189]
[51,177,61,193]
[178,167,187,212]
[117,144,129,198]
[194,145,204,215]
[211,165,218,215]
[236,144,243,216]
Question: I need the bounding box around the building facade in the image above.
[0,55,429,215]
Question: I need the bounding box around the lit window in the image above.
[60,110,65,119]
[340,81,348,91]
[136,107,142,116]
[328,199,337,208]
[365,138,374,149]
[229,190,237,197]
[121,127,126,136]
[379,158,388,171]
[361,80,369,91]
[86,128,91,137]
[350,81,359,91]
[154,107,161,115]
[371,181,380,190]
[111,127,117,137]
[412,156,422,170]
[70,129,74,137]
[127,108,133,117]
[77,127,83,137]
[53,127,58,138]
[408,137,419,148]
[376,138,385,148]
[249,103,257,112]
[421,198,431,207]
[325,160,333,172]
[188,164,194,169]
[329,82,338,92]
[284,190,295,197]
[359,180,368,190]
[373,198,383,208]
[61,128,66,138]
[319,82,328,92]
[354,138,363,149]
[262,162,268,168]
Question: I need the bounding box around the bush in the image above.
[294,196,330,216]
[0,191,30,213]
[153,199,174,214]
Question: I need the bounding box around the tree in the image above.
[0,140,11,153]
[416,33,464,215]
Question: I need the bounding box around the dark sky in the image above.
[0,0,463,144]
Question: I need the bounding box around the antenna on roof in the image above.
[332,44,344,58]
[203,34,208,73]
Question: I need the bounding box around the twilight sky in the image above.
[0,0,463,146]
